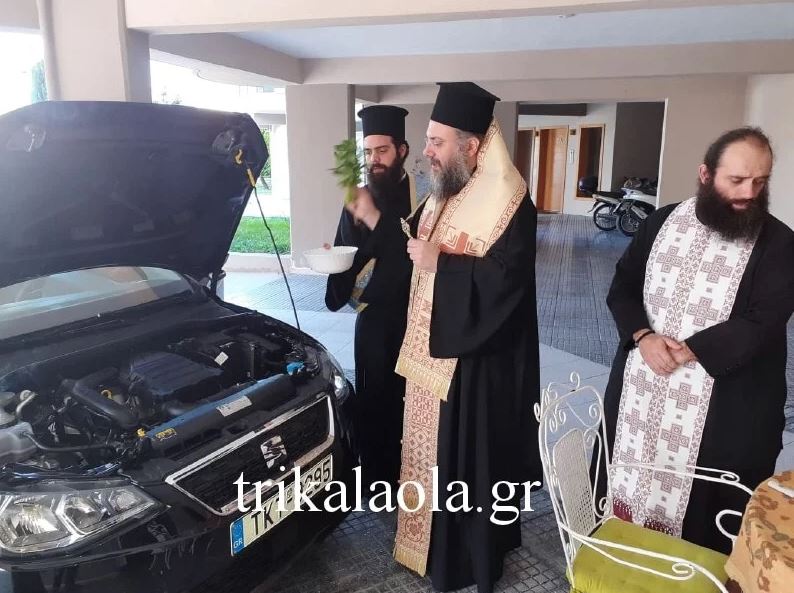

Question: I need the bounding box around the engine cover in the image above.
[123,352,223,405]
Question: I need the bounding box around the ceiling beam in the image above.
[354,85,381,104]
[149,33,302,85]
[253,113,287,126]
[379,74,746,104]
[124,0,790,34]
[519,103,588,115]
[303,40,794,85]
[0,0,38,30]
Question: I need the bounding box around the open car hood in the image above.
[0,101,268,289]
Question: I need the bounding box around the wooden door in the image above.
[536,127,568,213]
[515,129,535,189]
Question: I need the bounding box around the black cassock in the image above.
[603,203,794,553]
[325,175,413,488]
[409,193,542,593]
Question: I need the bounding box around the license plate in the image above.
[230,454,333,555]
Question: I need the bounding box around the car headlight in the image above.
[0,484,160,554]
[332,370,348,401]
[320,350,351,403]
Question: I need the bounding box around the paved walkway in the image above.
[225,214,632,367]
[222,213,794,593]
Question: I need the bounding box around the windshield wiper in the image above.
[62,317,134,337]
[0,290,195,349]
[0,317,134,350]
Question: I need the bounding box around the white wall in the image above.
[517,103,617,216]
[657,78,746,205]
[745,74,794,230]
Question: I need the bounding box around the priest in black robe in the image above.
[325,105,417,489]
[393,82,542,593]
[602,127,794,554]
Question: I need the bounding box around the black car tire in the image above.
[593,203,618,231]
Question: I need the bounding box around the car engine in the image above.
[0,322,329,476]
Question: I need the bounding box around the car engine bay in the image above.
[0,318,334,479]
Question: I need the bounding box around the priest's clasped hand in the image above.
[407,239,440,273]
[634,329,697,377]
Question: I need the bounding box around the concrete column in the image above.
[271,124,290,217]
[37,0,150,101]
[286,84,355,267]
[400,103,433,179]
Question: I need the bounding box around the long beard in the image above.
[695,178,768,241]
[430,151,472,201]
[367,158,404,198]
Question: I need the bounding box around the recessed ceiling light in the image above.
[557,13,576,19]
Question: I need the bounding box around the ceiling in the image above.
[236,3,794,58]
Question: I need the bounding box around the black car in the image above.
[0,102,357,593]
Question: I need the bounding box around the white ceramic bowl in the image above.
[304,246,358,274]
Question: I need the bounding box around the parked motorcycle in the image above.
[617,177,657,236]
[579,176,657,236]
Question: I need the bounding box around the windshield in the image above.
[0,267,193,340]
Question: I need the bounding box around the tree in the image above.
[153,90,182,105]
[260,127,272,182]
[31,60,47,103]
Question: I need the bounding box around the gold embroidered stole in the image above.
[394,120,527,400]
[393,119,527,576]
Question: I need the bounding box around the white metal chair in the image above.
[534,373,753,593]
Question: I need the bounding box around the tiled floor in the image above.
[223,213,794,593]
[251,489,569,593]
[535,214,631,366]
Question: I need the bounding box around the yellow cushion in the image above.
[569,517,729,593]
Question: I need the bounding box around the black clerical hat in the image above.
[357,105,409,141]
[430,82,500,135]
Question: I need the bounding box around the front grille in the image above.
[172,396,331,514]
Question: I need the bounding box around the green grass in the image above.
[230,216,291,254]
